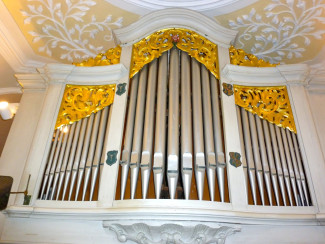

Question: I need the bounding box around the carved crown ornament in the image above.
[234,85,297,133]
[105,223,240,244]
[55,84,116,129]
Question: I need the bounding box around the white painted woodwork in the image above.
[218,46,248,210]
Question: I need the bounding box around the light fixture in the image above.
[0,101,19,120]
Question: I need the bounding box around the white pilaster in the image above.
[97,45,132,207]
[218,46,248,209]
[0,74,46,206]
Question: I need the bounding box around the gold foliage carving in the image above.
[229,46,277,67]
[130,28,219,79]
[73,46,121,67]
[55,84,116,129]
[234,85,296,133]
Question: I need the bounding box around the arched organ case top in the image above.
[38,84,116,201]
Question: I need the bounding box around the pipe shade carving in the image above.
[234,85,296,133]
[130,28,219,79]
[55,84,116,129]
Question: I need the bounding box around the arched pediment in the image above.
[113,8,238,47]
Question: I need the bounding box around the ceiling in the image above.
[0,0,324,90]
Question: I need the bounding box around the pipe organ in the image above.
[3,10,325,243]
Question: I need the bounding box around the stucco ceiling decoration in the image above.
[20,0,124,62]
[106,0,258,17]
[226,0,325,64]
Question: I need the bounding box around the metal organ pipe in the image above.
[130,66,148,199]
[191,58,206,200]
[201,64,217,201]
[141,59,158,199]
[153,52,168,199]
[180,52,193,200]
[167,48,180,200]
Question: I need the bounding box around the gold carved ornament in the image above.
[234,85,296,133]
[229,46,277,67]
[130,28,219,79]
[55,84,116,129]
[73,46,121,67]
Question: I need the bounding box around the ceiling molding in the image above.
[222,64,309,86]
[0,87,22,95]
[106,0,258,17]
[0,1,55,73]
[15,73,47,92]
[113,8,238,47]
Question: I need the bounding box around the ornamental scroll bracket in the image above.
[130,28,219,79]
[55,84,116,129]
[234,85,296,133]
[229,46,277,67]
[73,45,121,67]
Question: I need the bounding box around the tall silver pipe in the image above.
[181,52,193,200]
[241,108,257,205]
[191,58,205,200]
[153,52,168,199]
[50,126,70,200]
[141,59,158,199]
[275,125,294,206]
[75,113,95,201]
[99,107,113,181]
[56,123,76,200]
[292,133,309,206]
[262,120,280,206]
[269,123,287,206]
[255,115,272,205]
[90,106,109,201]
[40,129,59,199]
[281,128,299,205]
[130,65,148,199]
[120,75,139,200]
[68,117,88,201]
[201,64,216,201]
[248,112,265,205]
[167,48,180,200]
[62,120,82,200]
[211,74,226,202]
[45,129,64,199]
[82,111,102,201]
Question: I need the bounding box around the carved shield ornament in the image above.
[229,152,242,168]
[223,83,234,96]
[116,83,127,96]
[106,150,118,166]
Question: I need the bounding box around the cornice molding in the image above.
[0,87,22,95]
[107,0,258,17]
[15,73,47,92]
[222,64,310,86]
[41,63,128,84]
[105,223,240,244]
[113,8,237,47]
[0,1,54,73]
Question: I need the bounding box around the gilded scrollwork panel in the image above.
[229,46,277,67]
[130,28,219,79]
[73,46,121,67]
[55,84,116,129]
[234,85,296,133]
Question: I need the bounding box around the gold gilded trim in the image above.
[234,85,296,133]
[229,46,277,67]
[55,84,116,129]
[130,28,219,79]
[73,46,121,67]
